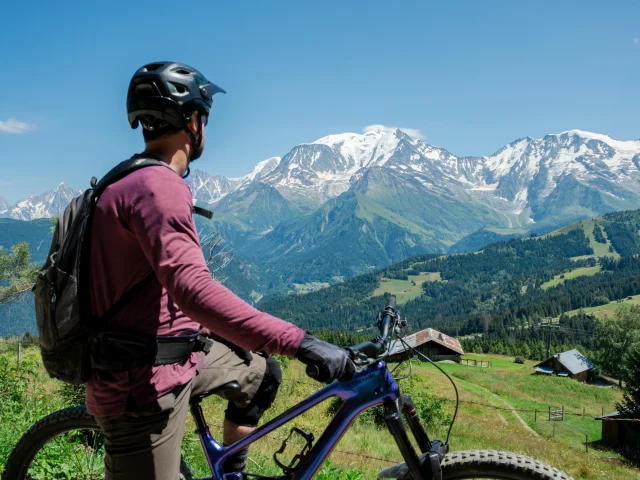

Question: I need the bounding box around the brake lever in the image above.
[345,347,373,368]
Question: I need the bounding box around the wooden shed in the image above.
[534,349,593,383]
[596,411,636,451]
[387,328,464,363]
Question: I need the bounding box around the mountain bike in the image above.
[2,297,573,479]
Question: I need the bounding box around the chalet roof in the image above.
[535,349,594,375]
[595,410,638,421]
[595,411,623,420]
[389,328,464,356]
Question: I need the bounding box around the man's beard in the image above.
[189,141,204,162]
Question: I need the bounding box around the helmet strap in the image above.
[183,114,204,165]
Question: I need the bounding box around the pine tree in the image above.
[0,243,38,304]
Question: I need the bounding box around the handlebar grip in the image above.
[306,364,320,379]
[386,295,397,310]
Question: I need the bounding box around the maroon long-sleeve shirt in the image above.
[86,163,304,417]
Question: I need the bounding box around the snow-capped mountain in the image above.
[188,156,282,205]
[465,130,640,227]
[5,128,640,283]
[257,128,418,205]
[187,170,241,205]
[0,196,8,212]
[253,128,640,228]
[239,156,281,184]
[0,183,81,220]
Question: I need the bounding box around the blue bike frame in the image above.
[192,361,406,480]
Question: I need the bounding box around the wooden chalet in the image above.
[387,328,464,363]
[534,349,593,383]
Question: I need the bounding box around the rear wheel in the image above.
[378,449,573,479]
[1,406,194,480]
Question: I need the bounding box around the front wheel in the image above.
[1,406,194,480]
[379,449,573,479]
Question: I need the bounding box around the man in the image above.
[87,61,355,479]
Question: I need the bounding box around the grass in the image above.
[540,265,601,290]
[580,219,620,260]
[461,353,527,369]
[541,218,620,260]
[2,346,639,479]
[558,294,640,320]
[293,282,331,294]
[372,272,441,305]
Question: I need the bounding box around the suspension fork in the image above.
[400,394,431,454]
[384,398,427,480]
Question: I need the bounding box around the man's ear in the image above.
[187,112,199,135]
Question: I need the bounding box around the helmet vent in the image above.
[173,68,193,75]
[135,83,159,97]
[142,63,163,72]
[169,82,188,95]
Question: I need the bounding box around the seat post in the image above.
[189,399,210,434]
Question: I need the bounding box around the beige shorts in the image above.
[96,340,267,480]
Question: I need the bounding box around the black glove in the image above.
[295,333,356,383]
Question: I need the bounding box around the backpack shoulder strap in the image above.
[95,156,214,220]
[94,156,174,197]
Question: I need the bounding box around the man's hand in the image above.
[295,334,356,383]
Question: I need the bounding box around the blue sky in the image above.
[1,0,639,203]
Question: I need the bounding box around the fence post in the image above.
[548,406,551,421]
[562,406,564,421]
[535,409,537,422]
[583,408,585,418]
[17,342,21,367]
[585,435,588,453]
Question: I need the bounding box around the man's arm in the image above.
[128,168,304,356]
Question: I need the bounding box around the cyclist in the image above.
[87,61,355,480]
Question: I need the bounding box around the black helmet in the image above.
[127,61,225,130]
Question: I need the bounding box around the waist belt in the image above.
[90,331,213,371]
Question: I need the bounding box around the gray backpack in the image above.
[34,156,212,384]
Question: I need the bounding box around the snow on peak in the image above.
[310,127,417,168]
[239,156,281,183]
[554,130,640,152]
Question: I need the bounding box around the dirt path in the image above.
[473,384,540,437]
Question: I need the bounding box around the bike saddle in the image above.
[191,381,243,403]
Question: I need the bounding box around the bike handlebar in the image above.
[386,295,397,310]
[306,364,320,379]
[306,296,399,381]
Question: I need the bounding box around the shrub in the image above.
[514,356,525,364]
[59,383,86,406]
[273,354,290,372]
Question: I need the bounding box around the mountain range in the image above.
[2,128,640,291]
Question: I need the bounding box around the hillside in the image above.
[0,344,636,479]
[0,218,53,265]
[5,208,640,339]
[261,209,640,348]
